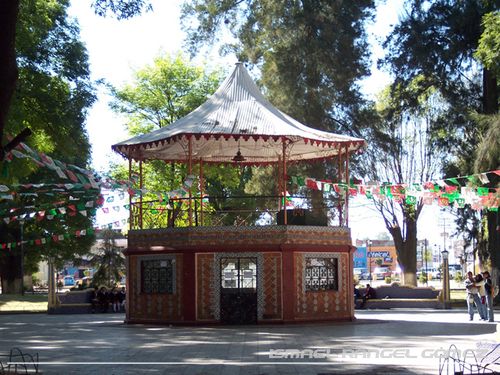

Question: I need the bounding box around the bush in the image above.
[384,276,392,284]
[31,274,40,286]
[419,272,428,284]
[454,271,464,283]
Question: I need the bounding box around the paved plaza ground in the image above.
[0,309,498,375]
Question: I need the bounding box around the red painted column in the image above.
[282,249,295,322]
[182,252,196,322]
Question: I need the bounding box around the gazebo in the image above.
[112,62,366,324]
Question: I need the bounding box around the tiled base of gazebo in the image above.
[124,226,355,325]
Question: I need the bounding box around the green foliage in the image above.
[473,113,500,173]
[90,0,152,20]
[109,54,222,134]
[0,0,98,292]
[181,0,380,225]
[475,11,500,79]
[182,0,376,136]
[108,55,258,227]
[379,0,499,280]
[10,0,95,161]
[381,0,498,154]
[418,272,428,284]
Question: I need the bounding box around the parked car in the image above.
[63,276,75,286]
[425,268,441,279]
[72,277,92,290]
[354,268,370,280]
[372,267,392,280]
[417,268,441,280]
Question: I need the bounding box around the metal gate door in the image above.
[220,257,257,324]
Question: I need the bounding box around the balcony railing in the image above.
[129,195,346,230]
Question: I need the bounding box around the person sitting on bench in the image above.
[361,284,376,308]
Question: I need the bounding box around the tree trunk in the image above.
[0,0,19,153]
[488,209,500,303]
[482,68,498,301]
[0,254,23,294]
[388,213,418,286]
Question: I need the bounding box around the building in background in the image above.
[354,239,399,278]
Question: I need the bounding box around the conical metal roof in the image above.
[112,62,366,164]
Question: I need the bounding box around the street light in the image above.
[441,249,450,309]
[367,240,372,281]
[20,220,25,296]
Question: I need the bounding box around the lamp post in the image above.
[20,220,24,296]
[47,256,56,311]
[441,249,450,309]
[367,240,372,281]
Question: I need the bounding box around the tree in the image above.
[363,81,445,285]
[109,54,222,134]
[90,229,125,287]
[0,0,151,160]
[381,0,499,283]
[0,0,99,293]
[182,0,375,134]
[361,80,447,286]
[473,12,500,294]
[182,0,377,225]
[474,11,500,78]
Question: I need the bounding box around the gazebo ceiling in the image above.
[112,62,366,165]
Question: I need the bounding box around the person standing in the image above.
[110,287,120,313]
[119,287,126,312]
[475,274,488,320]
[90,286,99,313]
[482,271,495,322]
[465,272,482,321]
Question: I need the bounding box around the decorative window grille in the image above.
[305,257,338,291]
[141,259,174,294]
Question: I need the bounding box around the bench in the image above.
[355,284,441,309]
[48,289,94,314]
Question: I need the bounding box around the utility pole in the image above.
[20,220,24,295]
[439,217,451,257]
[367,240,372,281]
[424,239,428,286]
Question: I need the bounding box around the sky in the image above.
[67,0,458,254]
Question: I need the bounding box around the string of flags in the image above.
[0,178,197,222]
[1,139,498,250]
[1,141,197,201]
[0,228,95,250]
[290,170,500,211]
[1,199,100,225]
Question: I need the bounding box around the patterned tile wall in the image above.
[294,252,350,320]
[128,254,183,322]
[262,253,282,320]
[196,253,216,321]
[128,225,351,248]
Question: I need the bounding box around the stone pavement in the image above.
[0,309,497,375]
